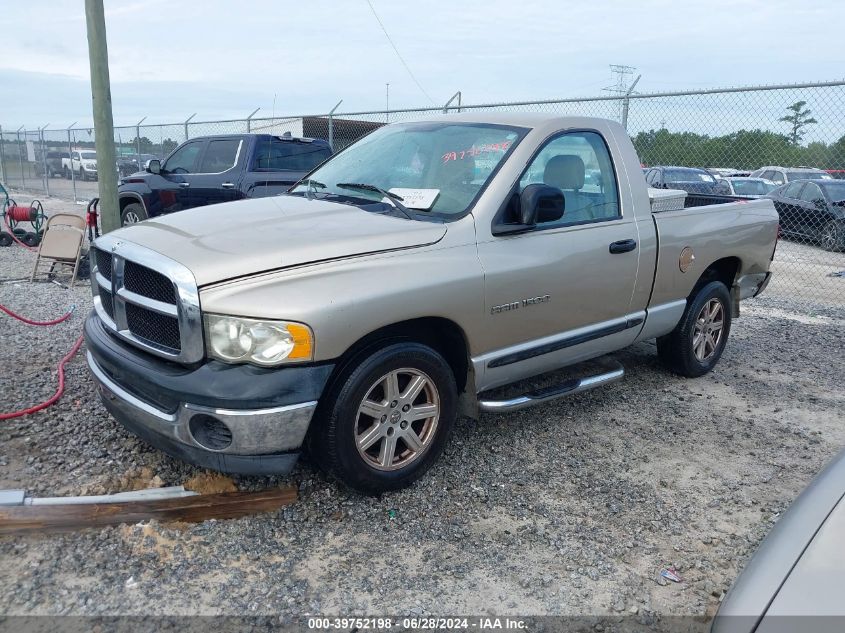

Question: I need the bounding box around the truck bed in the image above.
[649,197,779,307]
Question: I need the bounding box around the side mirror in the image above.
[493,184,565,235]
[146,159,161,175]
[519,183,565,224]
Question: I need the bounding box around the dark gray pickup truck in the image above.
[117,133,332,225]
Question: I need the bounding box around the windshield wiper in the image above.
[336,182,413,219]
[294,178,326,200]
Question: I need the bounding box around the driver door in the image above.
[475,131,642,388]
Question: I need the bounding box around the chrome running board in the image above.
[478,361,625,413]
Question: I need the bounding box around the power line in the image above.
[364,0,435,104]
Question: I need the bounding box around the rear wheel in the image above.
[658,281,732,378]
[121,203,148,226]
[310,342,457,494]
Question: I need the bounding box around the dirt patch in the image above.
[184,472,237,495]
[81,466,165,496]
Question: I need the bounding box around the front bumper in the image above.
[85,311,334,475]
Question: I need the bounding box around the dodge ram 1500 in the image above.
[84,114,779,493]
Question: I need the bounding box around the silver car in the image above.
[717,177,778,198]
[713,448,845,632]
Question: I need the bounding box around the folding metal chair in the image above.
[31,214,87,287]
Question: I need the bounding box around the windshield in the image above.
[80,152,97,160]
[787,171,832,181]
[289,122,525,217]
[731,179,776,195]
[664,169,715,184]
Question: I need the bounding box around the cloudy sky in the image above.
[1,0,841,128]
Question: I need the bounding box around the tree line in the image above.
[634,100,844,170]
[633,128,845,170]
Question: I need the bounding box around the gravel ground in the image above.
[0,197,844,626]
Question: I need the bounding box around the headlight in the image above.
[204,314,313,366]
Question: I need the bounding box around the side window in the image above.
[645,169,656,184]
[799,183,823,204]
[782,182,803,199]
[769,171,785,184]
[518,131,620,226]
[72,152,80,161]
[199,139,241,173]
[164,141,203,174]
[252,139,332,171]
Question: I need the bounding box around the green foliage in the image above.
[161,138,178,155]
[779,101,818,145]
[633,127,844,170]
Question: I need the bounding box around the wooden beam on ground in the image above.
[0,487,297,535]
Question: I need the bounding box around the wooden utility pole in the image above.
[84,0,120,233]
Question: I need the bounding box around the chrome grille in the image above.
[91,235,203,363]
[95,248,113,281]
[124,260,177,304]
[125,303,181,352]
[99,287,115,319]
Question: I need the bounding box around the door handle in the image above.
[178,182,190,188]
[609,239,637,254]
[221,182,235,189]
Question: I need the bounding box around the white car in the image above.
[750,165,832,185]
[717,177,778,198]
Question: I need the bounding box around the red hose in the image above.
[0,303,75,325]
[0,304,83,420]
[3,215,38,251]
[0,335,84,420]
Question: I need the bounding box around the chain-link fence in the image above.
[2,80,844,306]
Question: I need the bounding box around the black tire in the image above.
[657,281,732,378]
[22,232,40,248]
[121,203,148,225]
[310,342,457,494]
[0,232,12,247]
[64,167,71,180]
[820,219,844,252]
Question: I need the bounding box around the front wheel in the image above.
[310,342,457,494]
[657,281,732,378]
[820,219,844,252]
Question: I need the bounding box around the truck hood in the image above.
[112,195,447,286]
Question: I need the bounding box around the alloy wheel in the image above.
[821,221,840,251]
[355,368,440,471]
[692,298,725,362]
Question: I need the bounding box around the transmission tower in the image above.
[603,64,639,125]
[603,65,636,97]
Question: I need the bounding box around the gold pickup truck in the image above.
[84,114,778,493]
